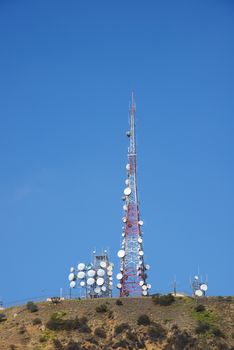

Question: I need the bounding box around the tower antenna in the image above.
[117,92,151,297]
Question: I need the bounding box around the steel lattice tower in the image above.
[116,92,151,297]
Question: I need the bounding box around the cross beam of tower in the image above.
[116,92,151,297]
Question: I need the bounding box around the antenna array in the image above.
[68,250,113,298]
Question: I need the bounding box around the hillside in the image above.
[0,296,233,350]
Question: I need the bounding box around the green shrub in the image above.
[53,339,63,350]
[166,330,196,349]
[0,313,7,322]
[212,327,225,338]
[152,294,175,306]
[32,318,41,325]
[26,301,38,313]
[46,314,90,332]
[116,299,123,306]
[94,327,106,338]
[112,339,129,349]
[95,304,108,313]
[66,341,81,350]
[137,314,151,326]
[195,304,205,312]
[114,323,130,335]
[148,323,166,340]
[195,321,210,334]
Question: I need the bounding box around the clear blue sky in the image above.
[0,0,233,303]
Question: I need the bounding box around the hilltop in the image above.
[0,296,233,350]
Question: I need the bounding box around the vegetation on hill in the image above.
[0,296,233,350]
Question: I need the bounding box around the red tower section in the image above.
[116,92,151,297]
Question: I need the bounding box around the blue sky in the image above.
[0,0,233,304]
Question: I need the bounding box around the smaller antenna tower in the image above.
[191,274,208,297]
[68,249,114,298]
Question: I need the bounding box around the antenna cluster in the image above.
[68,250,113,298]
[191,275,208,297]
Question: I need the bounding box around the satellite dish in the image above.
[109,276,113,280]
[142,290,148,296]
[87,269,96,277]
[107,265,113,271]
[117,283,122,289]
[125,179,130,185]
[138,220,144,226]
[139,281,144,286]
[97,277,104,286]
[117,273,123,280]
[200,284,208,292]
[87,277,95,286]
[109,281,113,286]
[123,204,128,211]
[68,273,75,281]
[194,275,199,280]
[97,269,105,277]
[70,281,76,288]
[80,281,85,287]
[126,164,130,171]
[142,285,147,290]
[124,187,131,196]
[195,289,203,297]
[94,287,101,294]
[70,267,75,273]
[101,286,107,292]
[147,284,152,289]
[122,217,127,223]
[77,271,85,279]
[139,250,144,256]
[145,264,150,270]
[77,263,85,271]
[100,261,107,268]
[126,131,131,137]
[122,233,125,237]
[118,249,125,258]
[107,270,113,276]
[138,260,143,265]
[138,237,143,243]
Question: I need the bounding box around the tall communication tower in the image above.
[116,92,151,297]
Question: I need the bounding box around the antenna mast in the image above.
[117,92,151,297]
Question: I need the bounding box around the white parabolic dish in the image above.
[124,187,131,196]
[87,278,95,286]
[142,290,148,296]
[116,273,123,280]
[200,284,208,291]
[94,287,101,293]
[70,281,76,288]
[97,269,105,277]
[96,277,104,286]
[138,220,144,226]
[68,273,75,281]
[195,289,203,297]
[77,263,85,271]
[126,164,130,170]
[117,283,122,289]
[87,269,96,277]
[77,271,85,279]
[117,249,125,258]
[100,261,107,268]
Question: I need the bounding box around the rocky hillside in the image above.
[0,295,233,350]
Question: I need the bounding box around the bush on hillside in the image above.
[46,313,90,332]
[148,323,166,340]
[114,323,130,335]
[137,314,151,326]
[115,299,123,306]
[32,318,41,325]
[0,313,7,322]
[95,304,108,313]
[152,294,175,306]
[195,321,211,334]
[195,304,205,312]
[94,327,106,338]
[26,301,38,313]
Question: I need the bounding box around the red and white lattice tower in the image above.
[116,92,151,297]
